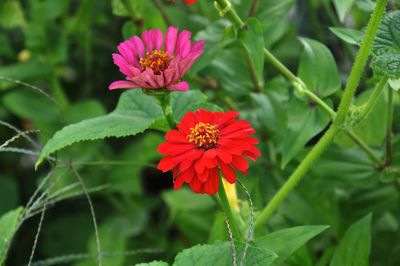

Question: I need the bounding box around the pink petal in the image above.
[151,29,163,50]
[131,36,145,58]
[176,30,191,57]
[117,40,136,64]
[112,54,131,77]
[165,26,178,56]
[142,30,153,52]
[109,80,138,90]
[168,81,189,91]
[191,40,205,53]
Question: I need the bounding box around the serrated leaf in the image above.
[373,52,400,78]
[36,90,163,168]
[372,11,400,78]
[333,0,355,22]
[330,213,372,266]
[330,27,364,45]
[239,18,265,87]
[298,38,341,97]
[0,207,24,265]
[173,241,278,266]
[255,225,329,264]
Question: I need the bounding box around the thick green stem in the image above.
[333,1,388,126]
[210,0,388,226]
[359,76,389,121]
[386,86,394,164]
[254,126,338,228]
[218,178,242,241]
[254,0,388,228]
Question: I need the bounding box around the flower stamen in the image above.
[139,50,172,74]
[188,122,219,149]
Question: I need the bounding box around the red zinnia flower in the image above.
[185,0,197,5]
[157,109,261,194]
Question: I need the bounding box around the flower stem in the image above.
[386,86,394,165]
[218,177,242,241]
[254,0,388,228]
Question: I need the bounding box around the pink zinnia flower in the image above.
[109,27,204,92]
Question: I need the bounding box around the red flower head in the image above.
[109,27,204,91]
[157,109,261,194]
[185,0,197,4]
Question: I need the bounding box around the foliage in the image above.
[0,0,399,266]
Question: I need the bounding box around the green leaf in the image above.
[239,18,265,87]
[298,38,341,97]
[0,1,25,29]
[330,213,372,266]
[282,98,331,168]
[255,0,294,47]
[333,0,355,22]
[36,90,163,168]
[372,11,400,78]
[173,241,278,266]
[136,261,169,266]
[330,27,364,45]
[251,91,287,134]
[170,90,209,122]
[335,88,387,147]
[255,225,329,264]
[0,207,24,265]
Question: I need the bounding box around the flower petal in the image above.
[109,80,138,90]
[168,81,189,91]
[165,26,179,56]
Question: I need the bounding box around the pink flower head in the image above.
[109,27,205,92]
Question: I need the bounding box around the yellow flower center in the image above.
[139,50,172,74]
[188,122,219,149]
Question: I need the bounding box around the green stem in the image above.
[359,76,389,121]
[386,86,394,165]
[254,0,388,228]
[218,178,242,240]
[345,130,384,168]
[264,48,298,82]
[214,0,245,28]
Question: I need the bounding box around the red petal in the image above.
[204,168,219,194]
[194,156,207,174]
[189,177,202,193]
[179,160,192,172]
[174,175,185,189]
[217,148,232,164]
[231,155,249,172]
[157,157,175,172]
[220,120,251,135]
[158,142,193,155]
[165,130,188,143]
[216,110,239,128]
[177,111,197,134]
[197,168,209,182]
[219,163,237,184]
